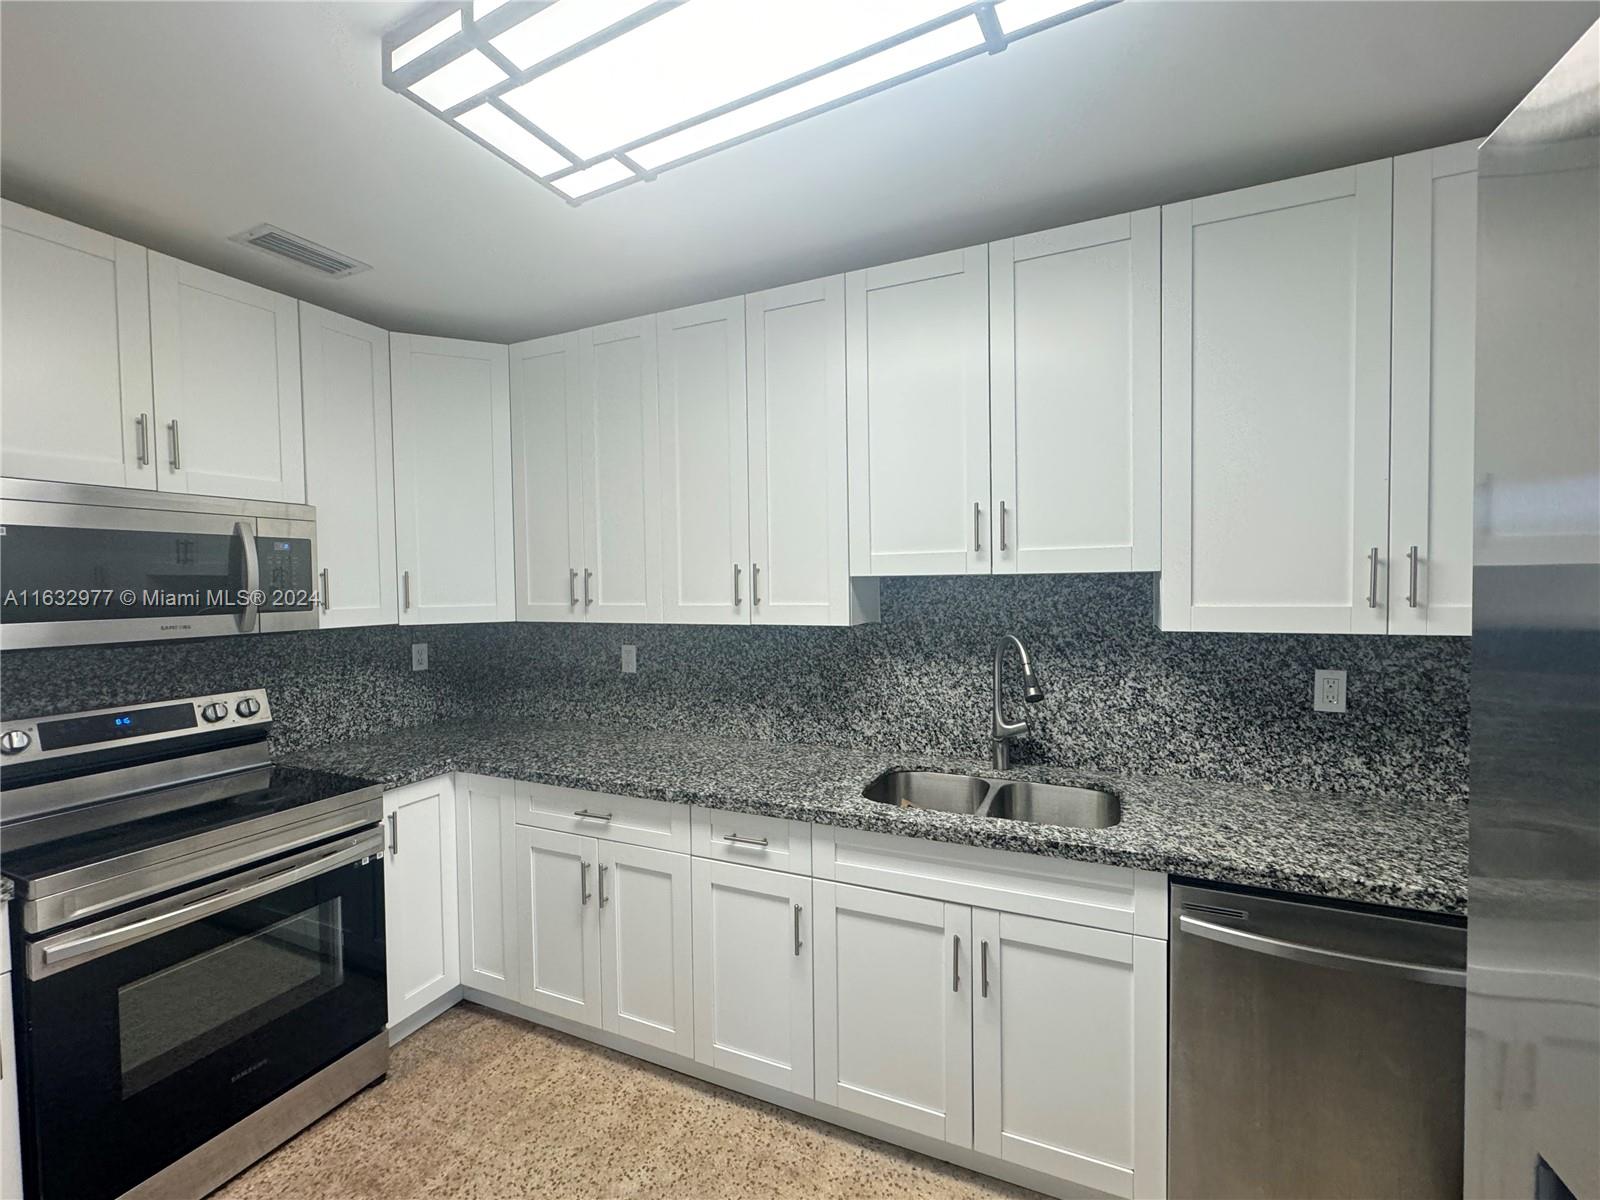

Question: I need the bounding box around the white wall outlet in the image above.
[621,644,638,674]
[412,642,429,672]
[1314,669,1347,713]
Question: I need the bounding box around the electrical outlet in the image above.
[621,644,637,674]
[1314,669,1346,713]
[412,643,429,672]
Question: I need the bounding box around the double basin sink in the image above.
[863,769,1121,829]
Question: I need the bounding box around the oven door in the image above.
[15,828,386,1200]
[0,497,262,648]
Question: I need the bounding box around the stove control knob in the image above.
[236,697,261,719]
[201,702,229,723]
[0,729,32,755]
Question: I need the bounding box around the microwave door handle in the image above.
[236,520,260,633]
[28,828,384,980]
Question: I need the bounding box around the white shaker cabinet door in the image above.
[390,333,514,624]
[510,331,586,622]
[1389,141,1478,636]
[747,277,876,626]
[148,253,304,501]
[657,297,750,625]
[846,246,991,576]
[0,201,155,489]
[991,209,1160,574]
[514,826,602,1029]
[813,881,973,1147]
[578,318,661,622]
[384,777,460,1030]
[1160,160,1394,633]
[456,775,520,999]
[598,842,694,1056]
[299,304,397,627]
[972,911,1168,1200]
[692,858,813,1097]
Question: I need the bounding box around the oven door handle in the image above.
[27,827,384,980]
[237,520,260,633]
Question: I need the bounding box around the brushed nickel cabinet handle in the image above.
[387,812,398,855]
[733,562,742,607]
[582,568,593,607]
[1406,545,1420,609]
[973,502,982,552]
[1366,547,1379,609]
[579,860,591,905]
[568,568,579,608]
[167,419,181,470]
[752,563,761,607]
[574,809,612,822]
[319,567,330,612]
[135,413,149,466]
[793,904,803,956]
[598,863,609,908]
[981,939,990,997]
[402,570,411,611]
[1000,501,1009,552]
[952,934,961,992]
[723,833,769,848]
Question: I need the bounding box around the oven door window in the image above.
[18,857,384,1200]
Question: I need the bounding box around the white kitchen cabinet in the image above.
[691,858,813,1096]
[577,318,662,622]
[384,777,460,1031]
[390,333,514,624]
[1160,160,1394,633]
[598,840,694,1055]
[813,880,973,1146]
[657,297,750,625]
[515,826,602,1027]
[0,201,155,489]
[299,304,397,628]
[847,246,991,576]
[1389,141,1478,635]
[456,774,519,999]
[510,331,585,621]
[972,911,1167,1200]
[990,210,1160,574]
[148,252,304,502]
[747,277,877,625]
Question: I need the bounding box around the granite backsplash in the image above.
[0,574,1470,801]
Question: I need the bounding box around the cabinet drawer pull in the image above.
[579,860,591,905]
[1366,547,1379,609]
[319,567,330,612]
[569,568,579,608]
[598,863,609,908]
[973,502,982,552]
[794,904,803,956]
[135,413,150,466]
[723,833,769,848]
[981,939,990,997]
[574,809,612,822]
[1406,545,1420,609]
[167,419,182,470]
[952,934,961,992]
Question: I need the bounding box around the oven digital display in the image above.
[36,703,198,751]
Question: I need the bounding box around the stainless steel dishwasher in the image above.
[1169,881,1468,1199]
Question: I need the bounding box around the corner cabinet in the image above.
[0,201,155,489]
[299,304,397,627]
[990,210,1161,574]
[391,333,514,624]
[510,331,585,621]
[148,253,305,502]
[384,777,461,1033]
[1160,160,1395,634]
[456,775,520,998]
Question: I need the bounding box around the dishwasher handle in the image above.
[1178,914,1466,989]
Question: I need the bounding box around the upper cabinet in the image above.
[148,252,305,501]
[300,304,397,628]
[1389,141,1478,636]
[847,247,991,576]
[1160,160,1395,634]
[510,331,585,622]
[391,333,514,624]
[990,210,1160,574]
[1,201,155,489]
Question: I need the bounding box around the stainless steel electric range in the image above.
[0,690,388,1200]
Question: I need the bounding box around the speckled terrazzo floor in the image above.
[212,1004,1040,1200]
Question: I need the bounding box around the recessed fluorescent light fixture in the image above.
[382,0,1119,205]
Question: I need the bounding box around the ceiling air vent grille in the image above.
[230,224,371,278]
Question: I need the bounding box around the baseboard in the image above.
[388,987,464,1045]
[460,987,1114,1200]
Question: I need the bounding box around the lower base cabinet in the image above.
[513,825,694,1055]
[384,777,461,1030]
[456,775,519,998]
[691,858,814,1096]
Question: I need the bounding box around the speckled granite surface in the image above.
[285,720,1468,916]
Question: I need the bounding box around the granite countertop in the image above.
[284,721,1468,916]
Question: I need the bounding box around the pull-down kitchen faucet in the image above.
[991,634,1045,770]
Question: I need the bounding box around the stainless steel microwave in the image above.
[0,478,318,648]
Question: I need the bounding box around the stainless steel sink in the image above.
[862,770,990,815]
[984,780,1121,829]
[861,770,1121,829]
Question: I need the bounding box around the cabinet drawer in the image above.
[812,825,1167,937]
[516,783,690,853]
[690,807,812,874]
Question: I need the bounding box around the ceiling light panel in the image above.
[382,0,1120,203]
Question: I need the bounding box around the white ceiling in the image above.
[2,1,1594,342]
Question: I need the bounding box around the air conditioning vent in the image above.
[229,224,371,278]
